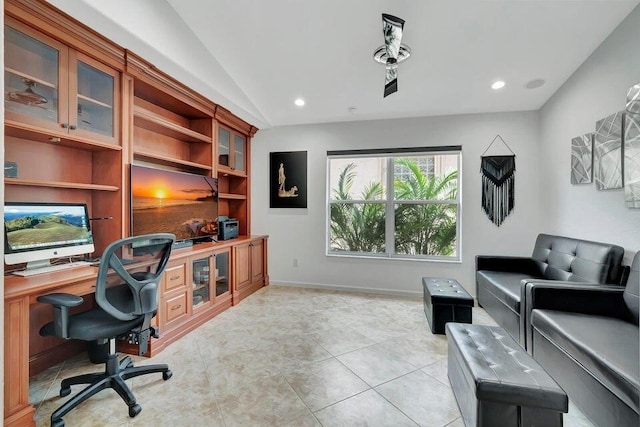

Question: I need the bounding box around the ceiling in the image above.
[49,1,639,129]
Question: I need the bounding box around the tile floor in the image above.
[30,285,595,426]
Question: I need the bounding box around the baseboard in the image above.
[270,280,422,298]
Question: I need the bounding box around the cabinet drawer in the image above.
[163,292,188,324]
[164,264,186,292]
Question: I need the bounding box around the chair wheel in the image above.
[163,370,172,380]
[51,418,65,427]
[129,404,142,418]
[60,386,71,397]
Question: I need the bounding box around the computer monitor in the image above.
[4,202,95,270]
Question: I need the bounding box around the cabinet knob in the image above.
[171,304,182,311]
[60,123,69,129]
[69,124,77,130]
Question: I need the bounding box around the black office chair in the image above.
[37,233,176,427]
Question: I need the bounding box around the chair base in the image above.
[51,353,172,427]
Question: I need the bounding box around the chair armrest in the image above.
[37,293,83,307]
[37,293,84,339]
[522,281,626,353]
[476,255,538,274]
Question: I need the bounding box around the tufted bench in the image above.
[447,323,568,427]
[422,277,474,334]
[476,233,625,347]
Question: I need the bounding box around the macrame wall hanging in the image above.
[481,135,516,226]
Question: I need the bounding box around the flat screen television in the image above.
[130,164,218,244]
[4,202,95,269]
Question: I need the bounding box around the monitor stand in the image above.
[24,259,53,271]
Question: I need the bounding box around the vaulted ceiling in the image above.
[48,0,639,129]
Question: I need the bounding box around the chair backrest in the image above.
[95,233,175,321]
[531,234,625,284]
[623,252,640,324]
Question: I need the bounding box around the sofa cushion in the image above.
[624,252,640,324]
[531,309,639,412]
[531,234,625,284]
[476,271,538,312]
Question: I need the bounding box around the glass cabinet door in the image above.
[192,256,213,309]
[215,250,230,297]
[75,59,114,137]
[4,22,67,130]
[218,127,231,167]
[234,134,246,172]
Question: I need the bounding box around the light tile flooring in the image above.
[30,285,595,426]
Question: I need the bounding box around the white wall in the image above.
[252,111,541,295]
[539,5,640,262]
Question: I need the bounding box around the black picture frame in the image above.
[270,151,307,208]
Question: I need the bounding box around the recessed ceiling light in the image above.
[294,98,305,107]
[491,81,506,90]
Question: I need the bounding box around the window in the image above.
[327,147,461,261]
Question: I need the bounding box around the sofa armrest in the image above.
[522,281,626,353]
[476,255,538,274]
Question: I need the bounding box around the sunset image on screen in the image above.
[131,165,218,240]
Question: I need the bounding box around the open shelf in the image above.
[5,177,119,191]
[133,150,212,171]
[134,105,212,144]
[219,193,247,200]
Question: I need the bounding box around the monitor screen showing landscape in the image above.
[130,165,218,242]
[4,202,94,265]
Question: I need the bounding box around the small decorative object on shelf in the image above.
[4,161,18,178]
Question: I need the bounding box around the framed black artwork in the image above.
[270,151,307,208]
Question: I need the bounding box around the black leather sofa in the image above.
[523,251,639,427]
[476,233,626,346]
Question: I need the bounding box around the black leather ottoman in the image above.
[446,323,568,427]
[422,277,474,334]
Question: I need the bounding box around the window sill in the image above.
[326,252,462,264]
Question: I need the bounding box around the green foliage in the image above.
[330,159,458,257]
[394,158,458,256]
[330,163,385,253]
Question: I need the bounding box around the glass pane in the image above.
[330,202,385,253]
[4,26,58,122]
[192,257,211,307]
[218,128,230,166]
[329,157,386,201]
[394,203,457,256]
[394,155,458,201]
[215,252,229,296]
[234,134,245,171]
[77,61,114,136]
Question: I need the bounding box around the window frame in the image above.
[326,147,462,262]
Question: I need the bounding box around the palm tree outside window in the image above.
[327,148,461,261]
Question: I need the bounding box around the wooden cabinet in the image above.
[233,237,268,304]
[158,262,189,332]
[131,81,213,171]
[214,247,231,297]
[216,121,254,236]
[218,124,246,173]
[3,2,266,426]
[3,16,124,255]
[191,254,213,311]
[5,17,120,146]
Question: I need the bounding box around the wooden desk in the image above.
[4,265,98,427]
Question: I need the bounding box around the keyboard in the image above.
[14,261,93,277]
